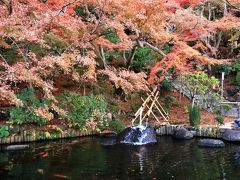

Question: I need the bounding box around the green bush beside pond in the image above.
[58,91,107,129]
[8,89,124,133]
[108,120,125,133]
[9,88,49,125]
[189,106,201,127]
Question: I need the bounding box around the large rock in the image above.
[173,127,193,140]
[198,139,225,148]
[222,129,240,142]
[5,145,29,151]
[234,119,240,127]
[118,126,157,145]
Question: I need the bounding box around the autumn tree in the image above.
[0,0,239,121]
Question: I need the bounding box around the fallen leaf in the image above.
[35,151,46,156]
[37,169,44,174]
[42,152,48,157]
[54,173,70,179]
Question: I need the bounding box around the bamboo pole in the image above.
[141,97,160,122]
[141,91,159,124]
[146,95,168,121]
[132,90,156,125]
[220,101,240,104]
[147,93,169,117]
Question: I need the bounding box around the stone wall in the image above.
[0,129,97,144]
[155,125,226,139]
[0,125,235,145]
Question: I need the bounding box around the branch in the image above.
[226,0,240,10]
[123,51,127,65]
[9,37,28,62]
[202,39,217,57]
[0,53,10,67]
[126,46,137,69]
[226,0,240,15]
[215,31,222,50]
[99,46,107,69]
[139,41,166,57]
[0,0,13,15]
[91,0,107,34]
[56,0,77,16]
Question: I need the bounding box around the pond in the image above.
[1,136,240,179]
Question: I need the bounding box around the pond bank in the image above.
[0,128,97,145]
[156,125,223,138]
[1,124,240,145]
[156,125,240,142]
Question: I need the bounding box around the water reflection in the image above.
[1,137,240,179]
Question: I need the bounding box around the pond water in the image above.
[1,136,240,179]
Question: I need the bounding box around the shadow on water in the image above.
[1,136,240,179]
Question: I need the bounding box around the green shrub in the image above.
[189,106,201,127]
[212,64,232,75]
[163,95,176,110]
[44,32,69,53]
[105,50,121,63]
[108,120,125,133]
[232,60,240,73]
[215,116,224,125]
[161,79,173,91]
[212,106,221,115]
[9,88,48,125]
[105,32,120,43]
[131,48,157,72]
[75,5,95,19]
[0,125,10,138]
[10,107,47,125]
[58,92,107,129]
[236,71,240,86]
[222,104,232,111]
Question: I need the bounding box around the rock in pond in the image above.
[223,129,240,142]
[118,126,157,145]
[173,127,193,140]
[5,145,30,151]
[198,139,225,148]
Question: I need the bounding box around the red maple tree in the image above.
[0,0,239,116]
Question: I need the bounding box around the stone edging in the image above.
[0,129,97,145]
[0,125,236,145]
[155,125,225,139]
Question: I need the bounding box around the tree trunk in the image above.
[126,46,137,69]
[99,46,107,69]
[207,64,212,75]
[208,2,212,20]
[1,0,13,15]
[191,96,195,109]
[92,45,106,69]
[123,51,127,66]
[223,0,228,16]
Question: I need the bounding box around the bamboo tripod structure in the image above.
[132,90,169,126]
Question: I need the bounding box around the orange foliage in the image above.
[149,41,216,84]
[0,0,239,113]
